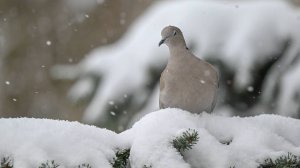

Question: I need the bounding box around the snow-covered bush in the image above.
[262,55,300,118]
[259,152,300,168]
[0,118,120,167]
[1,109,300,167]
[51,0,300,127]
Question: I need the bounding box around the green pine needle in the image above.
[143,165,152,168]
[259,152,300,168]
[0,157,13,168]
[38,160,59,168]
[172,129,199,153]
[111,148,130,168]
[77,163,92,168]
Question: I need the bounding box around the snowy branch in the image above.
[3,109,299,167]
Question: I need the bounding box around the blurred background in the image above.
[1,0,300,132]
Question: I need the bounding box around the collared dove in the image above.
[159,26,219,113]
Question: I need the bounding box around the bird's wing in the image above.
[192,60,219,87]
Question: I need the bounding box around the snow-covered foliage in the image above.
[262,53,300,118]
[0,118,119,167]
[1,109,300,168]
[51,0,300,126]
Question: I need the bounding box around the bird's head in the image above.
[159,26,186,48]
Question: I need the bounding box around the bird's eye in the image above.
[173,30,177,36]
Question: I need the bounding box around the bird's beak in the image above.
[158,38,165,46]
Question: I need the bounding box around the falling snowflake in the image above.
[46,40,52,46]
[247,86,254,92]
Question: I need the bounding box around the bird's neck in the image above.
[168,39,186,48]
[166,48,190,71]
[169,45,189,58]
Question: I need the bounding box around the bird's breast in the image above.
[159,63,217,113]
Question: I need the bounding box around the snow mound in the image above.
[0,118,119,168]
[1,109,300,167]
[124,109,300,167]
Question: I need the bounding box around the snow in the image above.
[67,76,96,104]
[1,109,300,167]
[124,109,300,168]
[276,62,300,118]
[0,118,119,168]
[46,40,52,46]
[51,0,300,125]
